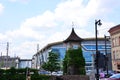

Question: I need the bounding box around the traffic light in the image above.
[94,51,106,69]
[94,58,97,67]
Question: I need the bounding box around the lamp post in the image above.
[104,35,110,77]
[95,20,102,80]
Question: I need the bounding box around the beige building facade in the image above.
[109,24,120,71]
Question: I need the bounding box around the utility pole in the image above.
[0,52,2,69]
[37,44,39,52]
[36,44,39,69]
[1,52,2,57]
[6,42,9,69]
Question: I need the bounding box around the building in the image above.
[0,55,32,69]
[32,28,112,72]
[109,24,120,72]
[17,59,32,68]
[0,56,19,69]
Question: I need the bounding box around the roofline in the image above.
[39,41,63,53]
[33,37,108,56]
[108,24,120,34]
[83,37,106,41]
[64,28,83,43]
[20,59,32,61]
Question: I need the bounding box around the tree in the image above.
[63,47,86,75]
[42,51,60,74]
[0,61,4,68]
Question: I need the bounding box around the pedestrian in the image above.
[100,72,105,79]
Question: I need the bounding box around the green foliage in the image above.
[63,47,86,75]
[63,53,68,75]
[42,52,60,73]
[69,48,85,67]
[0,69,5,74]
[16,68,26,74]
[0,61,4,68]
[0,68,50,80]
[31,74,50,80]
[8,67,16,75]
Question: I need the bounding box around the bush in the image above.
[0,68,50,80]
[31,74,50,80]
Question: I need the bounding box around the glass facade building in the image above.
[32,38,111,71]
[18,59,32,68]
[52,47,66,61]
[32,28,112,72]
[81,39,111,71]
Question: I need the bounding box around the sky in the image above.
[0,0,120,59]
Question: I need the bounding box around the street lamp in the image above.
[95,19,102,80]
[104,35,110,77]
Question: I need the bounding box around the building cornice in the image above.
[108,24,120,35]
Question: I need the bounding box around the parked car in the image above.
[107,73,120,80]
[52,71,63,76]
[104,71,114,77]
[39,70,50,75]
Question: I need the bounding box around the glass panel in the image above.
[52,48,66,60]
[83,51,93,62]
[83,45,111,50]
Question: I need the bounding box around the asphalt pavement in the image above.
[99,78,108,80]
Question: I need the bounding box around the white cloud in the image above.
[0,33,7,41]
[21,0,102,30]
[12,41,37,59]
[1,0,119,59]
[98,21,115,37]
[21,11,58,29]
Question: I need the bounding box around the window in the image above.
[119,36,120,46]
[112,38,115,47]
[86,63,92,66]
[73,45,78,49]
[113,51,115,60]
[117,64,120,69]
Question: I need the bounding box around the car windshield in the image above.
[110,74,120,78]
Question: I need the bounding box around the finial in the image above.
[72,21,74,28]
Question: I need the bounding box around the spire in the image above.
[64,28,83,43]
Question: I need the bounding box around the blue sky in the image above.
[0,0,60,32]
[0,0,120,59]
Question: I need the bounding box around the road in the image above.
[100,78,108,80]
